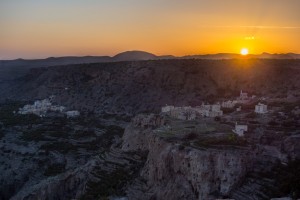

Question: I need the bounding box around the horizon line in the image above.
[1,51,300,61]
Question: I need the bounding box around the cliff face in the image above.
[140,137,250,200]
[1,59,300,115]
[6,113,300,199]
[122,115,253,200]
[11,160,96,200]
[122,114,300,200]
[11,146,146,200]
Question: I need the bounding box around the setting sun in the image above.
[240,48,249,56]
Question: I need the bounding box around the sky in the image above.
[1,0,300,59]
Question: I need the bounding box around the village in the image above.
[17,96,80,118]
[161,90,269,137]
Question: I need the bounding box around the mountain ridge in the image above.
[2,50,300,62]
[1,50,300,81]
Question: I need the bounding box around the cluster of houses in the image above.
[161,90,269,137]
[18,98,80,118]
[161,103,223,120]
[232,102,267,137]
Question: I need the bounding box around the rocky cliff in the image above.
[121,114,300,200]
[6,113,300,199]
[122,114,254,200]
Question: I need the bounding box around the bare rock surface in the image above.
[123,115,254,200]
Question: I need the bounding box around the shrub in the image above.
[44,163,66,176]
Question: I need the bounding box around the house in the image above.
[255,103,268,114]
[233,123,248,137]
[66,110,80,118]
[237,90,250,103]
[204,103,223,117]
[240,90,248,100]
[187,112,196,120]
[161,105,174,113]
[221,100,238,108]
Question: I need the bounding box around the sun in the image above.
[240,48,249,56]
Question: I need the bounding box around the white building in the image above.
[255,103,268,114]
[221,100,238,108]
[187,112,197,120]
[205,103,223,117]
[18,98,67,117]
[66,110,80,118]
[240,90,248,100]
[233,123,248,137]
[211,104,221,112]
[236,90,251,103]
[161,105,174,113]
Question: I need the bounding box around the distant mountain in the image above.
[0,51,173,81]
[113,51,157,61]
[256,52,300,59]
[1,51,300,81]
[0,56,111,81]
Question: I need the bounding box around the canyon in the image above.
[0,58,299,199]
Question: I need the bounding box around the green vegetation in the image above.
[260,159,300,199]
[44,163,66,176]
[40,142,78,153]
[194,133,247,148]
[101,112,132,122]
[0,101,41,127]
[0,129,5,139]
[81,168,129,199]
[73,129,96,139]
[222,108,235,114]
[21,129,47,141]
[81,153,146,200]
[246,112,257,119]
[106,125,124,136]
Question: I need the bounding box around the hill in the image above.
[1,59,299,115]
[113,51,157,61]
[1,51,300,81]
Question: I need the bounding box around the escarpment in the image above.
[3,112,300,200]
[122,114,254,200]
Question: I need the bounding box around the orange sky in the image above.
[1,0,300,59]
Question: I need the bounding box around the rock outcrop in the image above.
[11,159,96,200]
[122,115,254,200]
[11,146,146,200]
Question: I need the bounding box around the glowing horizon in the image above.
[1,0,300,59]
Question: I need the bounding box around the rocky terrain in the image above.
[8,112,299,200]
[121,114,300,200]
[0,101,129,199]
[0,58,299,199]
[122,114,253,200]
[1,59,300,116]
